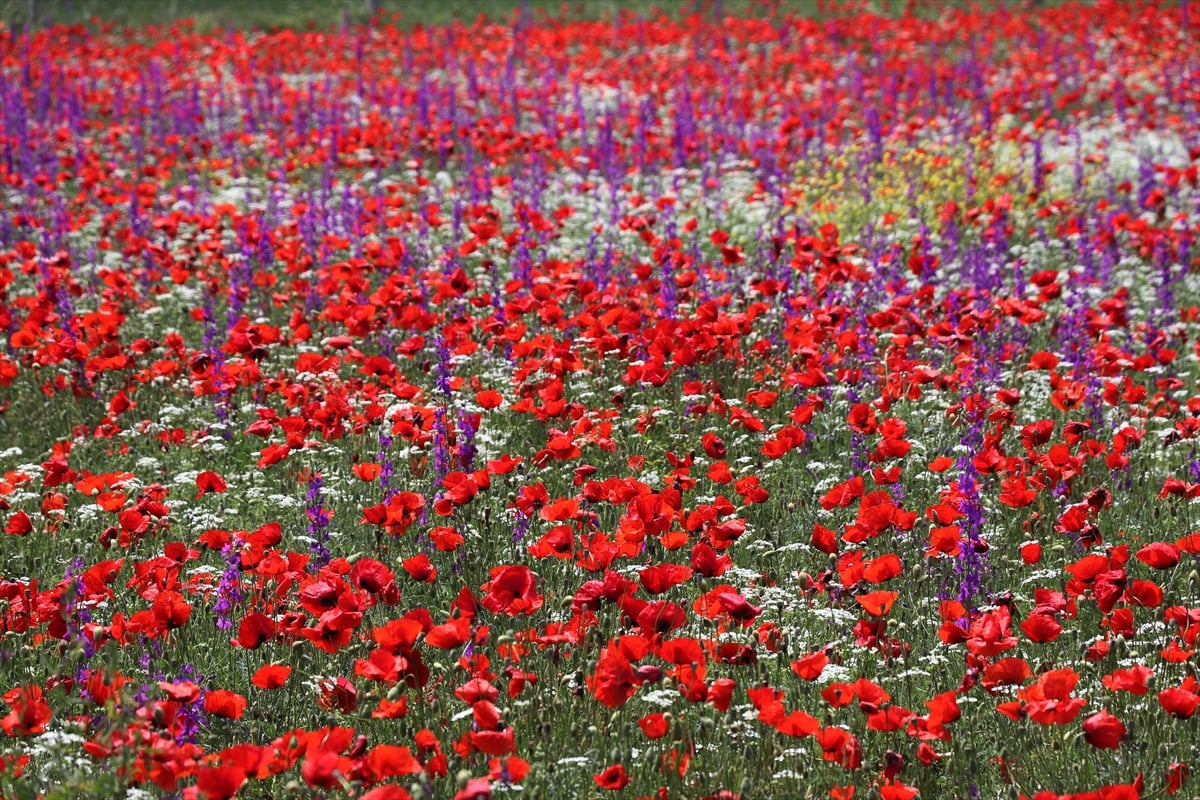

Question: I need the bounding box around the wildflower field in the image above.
[1,1,1199,798]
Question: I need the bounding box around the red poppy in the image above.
[301,750,352,789]
[639,712,669,739]
[879,779,918,800]
[1159,686,1200,718]
[1082,710,1127,749]
[925,691,961,725]
[160,681,201,703]
[1102,665,1153,695]
[205,689,248,719]
[1020,612,1063,643]
[352,462,382,482]
[195,470,227,497]
[816,726,862,769]
[593,764,630,790]
[3,511,32,536]
[855,590,898,617]
[1136,541,1181,569]
[425,616,472,650]
[980,657,1031,691]
[820,476,865,510]
[792,650,829,681]
[453,777,491,800]
[589,643,637,709]
[862,553,903,584]
[0,685,51,736]
[690,541,731,576]
[470,728,515,757]
[639,563,693,594]
[402,554,437,582]
[196,765,247,800]
[361,786,415,800]
[811,523,839,555]
[236,613,277,650]
[251,664,292,690]
[481,566,542,615]
[1166,762,1190,795]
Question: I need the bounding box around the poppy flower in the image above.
[925,691,961,726]
[352,462,382,481]
[816,726,863,769]
[589,643,637,709]
[301,750,352,789]
[0,685,51,736]
[361,786,414,800]
[235,613,277,650]
[425,617,472,650]
[1082,710,1127,749]
[3,511,32,536]
[811,523,839,555]
[639,563,693,594]
[469,728,515,757]
[402,554,437,582]
[1166,762,1190,796]
[195,765,248,800]
[1159,686,1200,718]
[481,566,542,615]
[690,541,731,577]
[251,664,292,690]
[489,756,530,783]
[639,712,670,739]
[820,476,865,510]
[593,764,630,790]
[195,471,227,497]
[1102,665,1153,695]
[792,650,830,681]
[879,779,918,800]
[855,590,898,617]
[980,657,1031,691]
[453,777,492,800]
[205,689,248,719]
[1020,612,1063,643]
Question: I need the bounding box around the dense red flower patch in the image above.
[1,0,1199,797]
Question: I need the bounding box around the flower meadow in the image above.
[1,1,1200,798]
